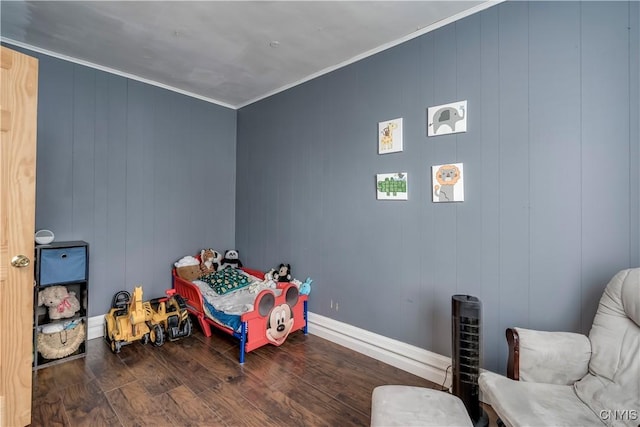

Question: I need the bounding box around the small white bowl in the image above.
[35,229,55,245]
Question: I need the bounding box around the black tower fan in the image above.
[451,295,488,427]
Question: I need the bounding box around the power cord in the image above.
[441,364,452,391]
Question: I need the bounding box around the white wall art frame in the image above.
[432,163,464,202]
[376,172,408,200]
[378,118,403,154]
[427,100,467,136]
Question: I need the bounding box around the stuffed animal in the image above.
[200,248,222,275]
[299,277,313,295]
[221,249,243,270]
[264,268,276,282]
[38,285,81,320]
[174,255,202,281]
[273,263,292,283]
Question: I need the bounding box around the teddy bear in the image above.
[220,249,243,270]
[174,255,202,281]
[38,285,81,320]
[273,263,292,283]
[200,248,222,275]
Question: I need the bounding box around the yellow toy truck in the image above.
[147,288,192,344]
[104,286,192,353]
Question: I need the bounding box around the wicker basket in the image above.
[37,322,85,360]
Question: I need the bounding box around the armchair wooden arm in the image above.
[506,328,520,380]
[504,327,591,385]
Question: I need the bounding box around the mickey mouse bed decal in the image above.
[257,285,299,346]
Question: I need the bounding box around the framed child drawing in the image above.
[378,118,403,154]
[432,163,464,202]
[427,101,467,136]
[376,172,408,200]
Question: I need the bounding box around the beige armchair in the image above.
[479,268,640,427]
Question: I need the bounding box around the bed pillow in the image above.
[200,268,251,295]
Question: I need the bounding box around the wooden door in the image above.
[0,46,38,427]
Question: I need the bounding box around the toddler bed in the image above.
[172,263,307,363]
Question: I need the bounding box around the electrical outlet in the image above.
[330,299,333,309]
[335,302,339,311]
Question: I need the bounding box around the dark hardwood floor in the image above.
[31,324,497,426]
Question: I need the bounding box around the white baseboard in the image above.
[87,315,104,341]
[306,312,452,389]
[88,312,453,388]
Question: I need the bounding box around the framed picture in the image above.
[376,172,408,200]
[427,101,467,136]
[378,118,403,154]
[432,163,464,202]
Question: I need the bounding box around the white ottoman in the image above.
[370,385,473,427]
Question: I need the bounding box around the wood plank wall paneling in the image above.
[632,1,640,268]
[497,1,530,350]
[236,1,640,374]
[528,1,582,332]
[429,22,460,358]
[3,0,638,376]
[103,75,128,312]
[455,12,483,321]
[72,66,96,248]
[580,1,634,333]
[478,6,501,374]
[36,56,74,233]
[3,44,238,317]
[125,81,156,287]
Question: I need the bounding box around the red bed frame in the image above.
[172,266,308,363]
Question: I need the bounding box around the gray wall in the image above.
[6,46,238,316]
[237,1,640,372]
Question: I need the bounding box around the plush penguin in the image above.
[221,249,243,270]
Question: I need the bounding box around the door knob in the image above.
[11,254,30,268]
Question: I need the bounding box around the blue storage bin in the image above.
[39,246,87,285]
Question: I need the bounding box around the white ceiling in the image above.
[1,1,497,109]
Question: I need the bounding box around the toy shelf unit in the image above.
[33,240,89,370]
